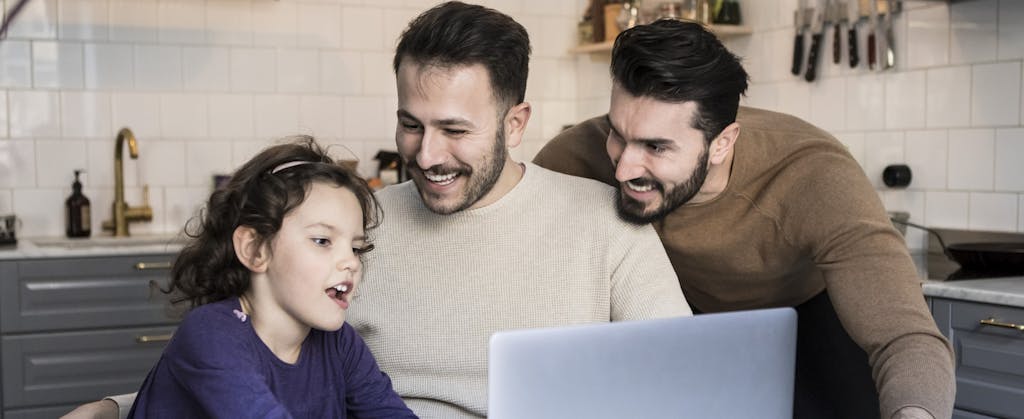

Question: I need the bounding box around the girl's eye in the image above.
[353,244,375,255]
[312,237,331,247]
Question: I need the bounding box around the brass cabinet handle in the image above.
[980,318,1024,331]
[135,261,172,270]
[136,333,173,343]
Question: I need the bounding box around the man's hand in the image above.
[60,399,119,419]
[892,406,935,419]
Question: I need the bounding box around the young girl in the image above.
[128,137,415,418]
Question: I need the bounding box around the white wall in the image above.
[0,0,584,237]
[576,0,1024,250]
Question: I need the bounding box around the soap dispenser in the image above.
[66,170,91,238]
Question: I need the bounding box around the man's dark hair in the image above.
[393,1,531,113]
[611,19,749,143]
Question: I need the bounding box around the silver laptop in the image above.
[487,308,797,419]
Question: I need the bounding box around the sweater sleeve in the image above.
[784,152,955,419]
[338,325,417,419]
[608,222,693,320]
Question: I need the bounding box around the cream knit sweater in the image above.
[347,162,692,418]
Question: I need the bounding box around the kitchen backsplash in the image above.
[2,0,1022,250]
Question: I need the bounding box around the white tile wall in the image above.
[1,40,32,88]
[947,129,995,191]
[972,62,1021,126]
[995,128,1024,191]
[904,130,947,190]
[950,0,997,64]
[9,90,60,137]
[33,41,84,89]
[57,0,108,41]
[61,91,112,138]
[926,191,969,229]
[0,91,7,137]
[969,192,1018,232]
[925,66,970,128]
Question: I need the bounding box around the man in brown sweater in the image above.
[534,20,955,419]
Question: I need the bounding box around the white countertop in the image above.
[923,277,1024,308]
[0,235,185,260]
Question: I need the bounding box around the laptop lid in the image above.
[487,307,797,419]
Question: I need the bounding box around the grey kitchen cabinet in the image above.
[0,254,180,418]
[930,297,1024,419]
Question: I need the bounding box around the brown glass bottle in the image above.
[66,170,91,238]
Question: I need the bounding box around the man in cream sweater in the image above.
[61,3,690,419]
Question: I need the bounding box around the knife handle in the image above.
[805,33,823,82]
[848,27,859,68]
[833,24,842,64]
[792,33,805,76]
[867,31,876,69]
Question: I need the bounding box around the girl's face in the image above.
[260,182,369,333]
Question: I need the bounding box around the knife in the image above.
[866,0,877,70]
[791,0,810,76]
[882,0,896,69]
[804,6,826,82]
[848,0,860,67]
[830,1,846,65]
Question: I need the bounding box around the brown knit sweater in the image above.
[534,107,955,419]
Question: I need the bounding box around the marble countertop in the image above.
[0,235,185,260]
[922,276,1024,308]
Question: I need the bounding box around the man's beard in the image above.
[616,145,710,224]
[413,129,507,215]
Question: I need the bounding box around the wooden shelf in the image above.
[569,24,751,54]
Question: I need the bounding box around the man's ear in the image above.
[503,102,532,149]
[233,226,268,273]
[708,122,740,165]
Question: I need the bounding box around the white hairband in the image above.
[270,160,313,174]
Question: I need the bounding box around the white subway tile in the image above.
[185,141,233,187]
[0,91,7,137]
[157,0,206,44]
[160,94,208,139]
[13,189,64,237]
[111,92,161,139]
[134,45,183,91]
[252,1,297,47]
[0,41,32,88]
[883,189,928,250]
[297,3,342,49]
[490,0,526,16]
[845,74,886,130]
[164,186,209,234]
[320,51,362,95]
[108,0,157,43]
[32,41,84,89]
[206,0,253,46]
[885,70,927,129]
[182,46,230,92]
[925,191,969,228]
[341,7,384,51]
[950,0,997,64]
[58,0,108,41]
[83,43,133,89]
[576,98,609,125]
[34,139,87,187]
[968,192,1018,232]
[538,16,576,58]
[864,132,906,189]
[276,49,319,94]
[574,53,613,100]
[906,3,949,69]
[138,140,185,186]
[86,137,140,189]
[61,91,112,138]
[998,0,1024,60]
[809,77,846,132]
[947,128,994,190]
[925,66,970,128]
[758,29,795,84]
[253,95,299,139]
[528,58,558,101]
[539,100,577,142]
[230,48,276,93]
[995,128,1024,191]
[742,83,778,111]
[383,8,419,51]
[208,94,254,139]
[904,130,948,190]
[0,190,11,214]
[1020,195,1024,232]
[971,62,1021,126]
[5,0,57,39]
[231,139,271,168]
[0,139,36,187]
[298,95,344,140]
[361,52,396,97]
[9,91,60,138]
[775,80,810,122]
[343,96,386,140]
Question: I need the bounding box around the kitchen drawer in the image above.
[953,408,1000,419]
[2,325,175,408]
[931,298,1024,419]
[1,255,178,333]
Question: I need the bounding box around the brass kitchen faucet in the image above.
[102,128,153,236]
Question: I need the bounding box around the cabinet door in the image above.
[932,298,1024,419]
[1,255,178,333]
[2,325,176,408]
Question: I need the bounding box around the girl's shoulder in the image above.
[172,298,256,355]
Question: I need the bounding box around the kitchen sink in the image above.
[28,235,187,250]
